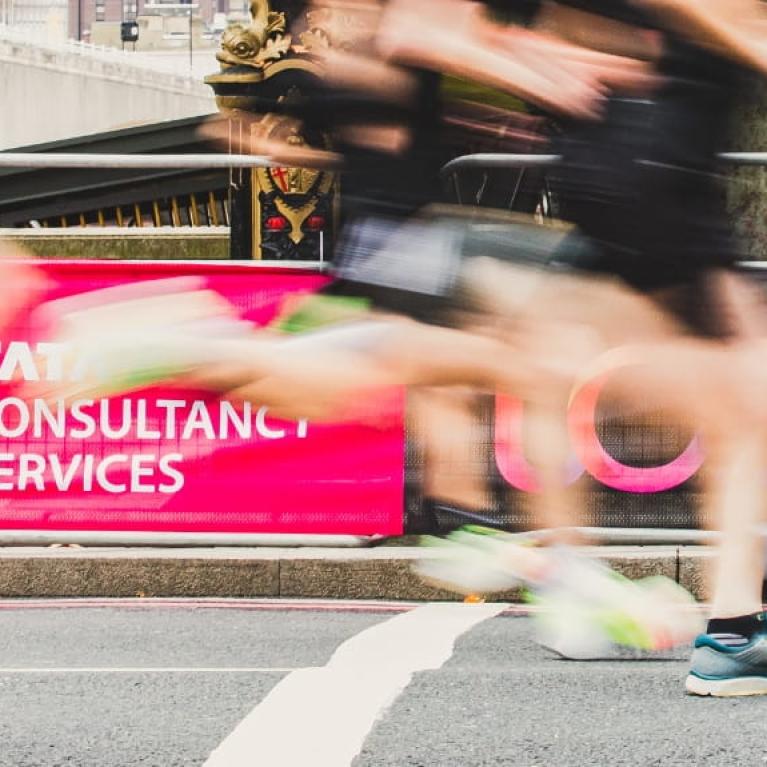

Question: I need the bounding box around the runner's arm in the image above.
[636,0,767,75]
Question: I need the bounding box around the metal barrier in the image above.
[440,151,767,176]
[0,531,376,547]
[433,150,767,544]
[0,154,273,170]
[441,153,561,177]
[439,151,767,205]
[2,150,765,545]
[0,150,765,171]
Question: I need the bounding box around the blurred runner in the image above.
[0,240,44,332]
[35,0,720,662]
[535,0,767,694]
[293,0,767,677]
[201,0,704,654]
[449,0,767,691]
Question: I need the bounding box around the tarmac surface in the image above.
[1,598,766,766]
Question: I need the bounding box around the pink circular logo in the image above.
[495,352,704,493]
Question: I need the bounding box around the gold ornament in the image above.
[217,0,291,70]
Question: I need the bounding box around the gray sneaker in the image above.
[686,631,767,697]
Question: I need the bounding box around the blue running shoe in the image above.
[686,628,767,697]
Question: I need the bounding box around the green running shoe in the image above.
[415,526,702,657]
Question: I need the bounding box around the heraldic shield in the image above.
[251,81,336,261]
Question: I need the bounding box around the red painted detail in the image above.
[306,215,325,232]
[265,216,289,232]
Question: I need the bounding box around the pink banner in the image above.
[0,261,405,536]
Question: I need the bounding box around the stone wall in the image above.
[0,36,215,149]
[727,83,767,261]
[0,227,230,260]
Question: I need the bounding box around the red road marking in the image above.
[0,598,414,613]
[0,598,538,616]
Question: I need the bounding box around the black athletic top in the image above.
[328,69,445,223]
[505,0,750,290]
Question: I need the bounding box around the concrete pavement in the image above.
[0,545,714,601]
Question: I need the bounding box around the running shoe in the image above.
[416,525,702,658]
[686,624,767,697]
[273,294,372,335]
[416,526,550,595]
[533,572,701,660]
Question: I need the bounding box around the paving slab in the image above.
[676,545,714,601]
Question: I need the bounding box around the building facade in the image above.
[1,0,68,38]
[67,0,243,41]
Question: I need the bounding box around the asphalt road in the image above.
[0,599,765,767]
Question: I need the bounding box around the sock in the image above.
[706,612,766,646]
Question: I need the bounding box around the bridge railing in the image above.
[439,151,767,216]
[0,153,273,170]
[0,23,203,79]
[0,150,765,170]
[439,151,767,175]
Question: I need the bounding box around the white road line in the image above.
[0,667,307,674]
[204,602,507,767]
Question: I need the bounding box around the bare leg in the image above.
[412,388,492,514]
[706,432,766,617]
[525,397,586,544]
[202,316,555,422]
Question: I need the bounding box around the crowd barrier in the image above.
[0,151,765,542]
[0,258,753,541]
[0,261,404,543]
[429,152,767,535]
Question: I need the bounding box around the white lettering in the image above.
[135,400,161,440]
[0,453,15,491]
[100,399,131,440]
[256,406,286,440]
[69,400,96,439]
[219,401,251,439]
[95,454,128,493]
[130,454,157,493]
[158,453,185,493]
[0,398,29,438]
[18,454,46,491]
[0,342,38,382]
[35,342,66,382]
[33,399,66,438]
[156,399,186,439]
[82,454,94,491]
[181,401,215,440]
[49,454,83,491]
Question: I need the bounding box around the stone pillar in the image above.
[205,0,340,260]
